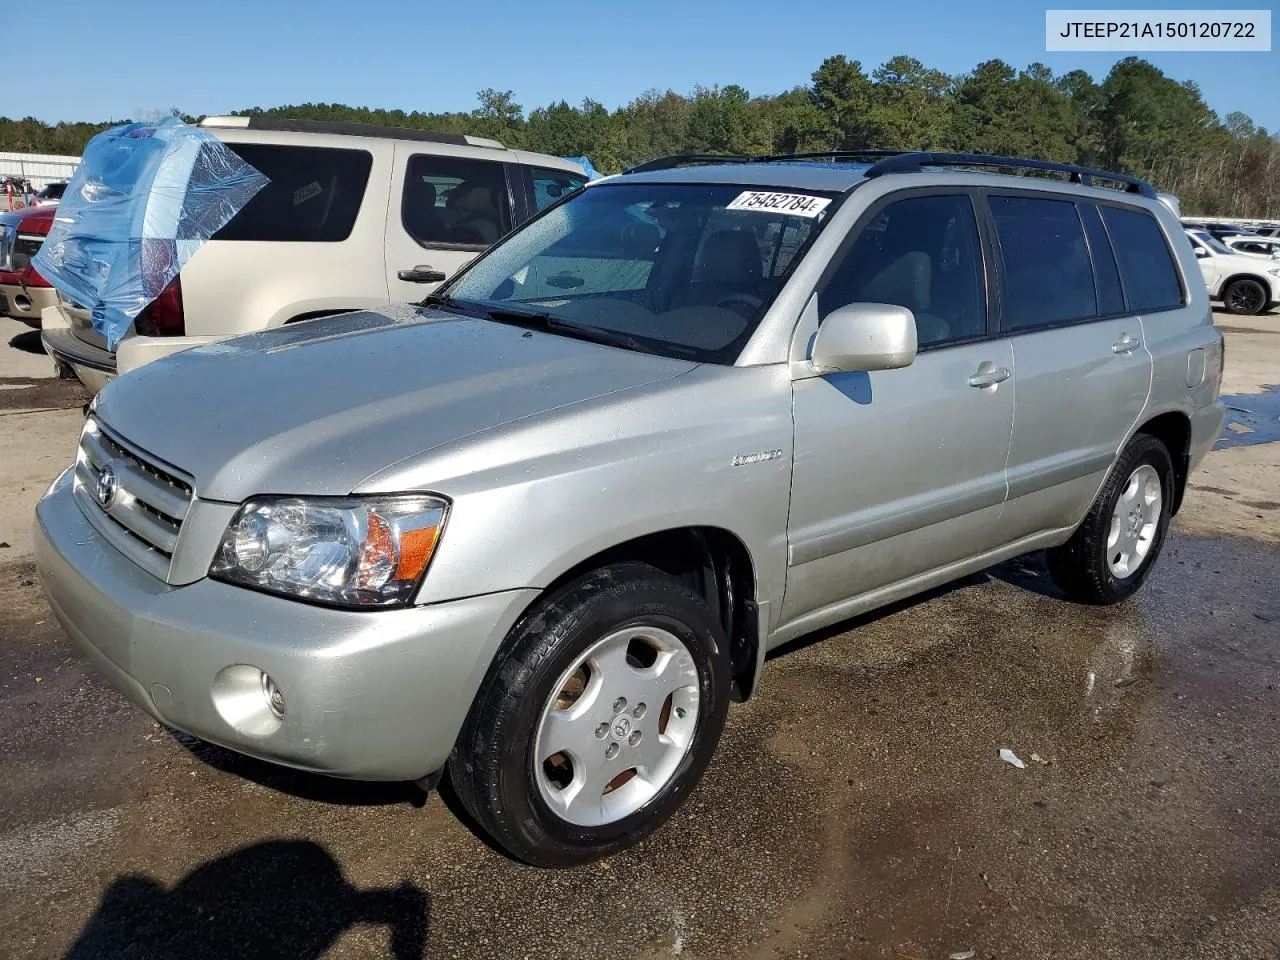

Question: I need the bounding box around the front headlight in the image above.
[210,495,448,608]
[1268,268,1280,278]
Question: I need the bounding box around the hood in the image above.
[92,304,699,501]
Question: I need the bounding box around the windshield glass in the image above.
[441,182,838,363]
[1194,230,1232,255]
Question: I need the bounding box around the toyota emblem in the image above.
[94,463,118,509]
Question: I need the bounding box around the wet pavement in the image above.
[2,529,1278,959]
[1218,384,1280,449]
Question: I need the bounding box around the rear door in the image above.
[386,146,519,302]
[991,193,1155,541]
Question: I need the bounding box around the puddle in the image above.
[1215,384,1280,449]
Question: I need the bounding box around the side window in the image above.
[214,144,372,242]
[820,194,986,348]
[401,155,512,249]
[990,195,1096,330]
[1099,206,1184,312]
[1079,205,1126,316]
[531,167,587,212]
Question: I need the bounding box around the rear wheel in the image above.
[1222,277,1269,315]
[449,562,730,867]
[1047,434,1174,605]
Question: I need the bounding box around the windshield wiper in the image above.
[417,293,475,316]
[483,307,651,354]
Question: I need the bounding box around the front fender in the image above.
[362,365,797,623]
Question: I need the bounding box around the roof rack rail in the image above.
[864,152,1156,198]
[624,154,753,174]
[204,116,505,149]
[755,149,907,163]
[624,150,904,175]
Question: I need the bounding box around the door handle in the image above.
[968,366,1011,388]
[1112,334,1140,355]
[397,265,447,283]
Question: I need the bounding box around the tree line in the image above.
[3,55,1277,217]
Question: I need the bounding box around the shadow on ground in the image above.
[64,840,430,959]
[170,731,428,809]
[8,329,44,355]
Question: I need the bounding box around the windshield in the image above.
[1193,230,1232,255]
[440,182,838,363]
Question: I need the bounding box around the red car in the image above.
[0,204,57,327]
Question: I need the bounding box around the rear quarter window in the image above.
[1100,206,1185,312]
[213,143,373,242]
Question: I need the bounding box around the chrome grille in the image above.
[73,417,194,580]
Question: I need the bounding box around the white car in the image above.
[1184,228,1279,315]
[1222,234,1280,260]
[41,117,588,392]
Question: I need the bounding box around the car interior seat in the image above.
[403,180,443,242]
[445,184,502,245]
[859,251,950,344]
[685,231,764,315]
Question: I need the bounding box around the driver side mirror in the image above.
[811,303,917,374]
[1193,246,1210,258]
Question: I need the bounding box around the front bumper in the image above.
[0,281,57,327]
[34,470,537,781]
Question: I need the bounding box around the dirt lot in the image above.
[1,312,1278,960]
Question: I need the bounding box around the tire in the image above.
[449,562,730,867]
[1222,277,1269,315]
[1047,434,1174,605]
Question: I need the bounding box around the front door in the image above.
[385,145,518,302]
[783,191,1014,628]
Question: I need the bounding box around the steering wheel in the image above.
[715,293,764,313]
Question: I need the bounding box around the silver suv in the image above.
[34,151,1225,867]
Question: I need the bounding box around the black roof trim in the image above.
[755,150,905,164]
[241,116,499,148]
[624,154,753,174]
[864,152,1157,198]
[624,151,899,175]
[623,149,1156,199]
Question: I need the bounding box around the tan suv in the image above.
[40,116,587,391]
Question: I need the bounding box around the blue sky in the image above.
[9,0,1279,130]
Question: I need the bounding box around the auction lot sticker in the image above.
[727,191,831,218]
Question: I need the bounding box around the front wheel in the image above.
[1047,434,1174,605]
[449,563,730,867]
[1222,277,1269,315]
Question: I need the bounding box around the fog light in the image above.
[262,672,286,719]
[211,664,286,737]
